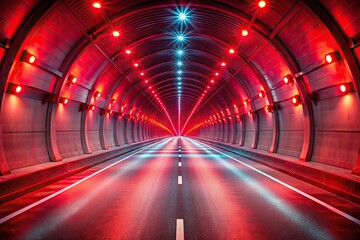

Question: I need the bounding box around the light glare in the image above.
[339,84,349,93]
[326,54,333,63]
[93,2,101,8]
[112,31,120,37]
[258,1,266,8]
[242,29,249,37]
[15,85,22,93]
[177,35,185,41]
[179,13,186,20]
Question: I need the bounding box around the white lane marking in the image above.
[0,138,171,225]
[176,219,184,240]
[178,162,182,167]
[189,138,360,226]
[178,154,181,158]
[178,176,183,185]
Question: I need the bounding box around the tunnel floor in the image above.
[0,137,359,239]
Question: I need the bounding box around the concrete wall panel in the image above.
[56,102,83,158]
[1,95,49,169]
[277,102,304,157]
[117,118,126,145]
[56,131,83,158]
[3,132,48,169]
[244,115,254,147]
[312,94,360,169]
[258,110,273,151]
[86,109,101,151]
[104,116,115,148]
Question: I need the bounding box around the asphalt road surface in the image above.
[0,137,359,239]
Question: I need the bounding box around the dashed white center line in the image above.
[178,162,182,167]
[176,219,184,240]
[178,154,181,157]
[178,176,182,184]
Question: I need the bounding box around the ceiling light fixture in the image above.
[242,29,249,37]
[258,1,266,8]
[325,52,340,64]
[283,74,293,84]
[291,95,301,107]
[112,31,120,37]
[60,97,69,105]
[259,90,266,98]
[21,51,36,64]
[179,13,187,21]
[92,2,101,9]
[15,85,22,93]
[94,91,101,98]
[177,35,185,41]
[339,83,352,94]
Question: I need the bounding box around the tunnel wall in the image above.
[188,0,360,177]
[56,102,84,158]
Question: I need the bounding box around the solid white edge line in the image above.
[176,219,184,240]
[188,138,360,226]
[178,176,183,185]
[0,138,172,225]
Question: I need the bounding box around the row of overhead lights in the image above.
[0,1,174,134]
[185,1,352,133]
[6,3,158,125]
[90,2,178,128]
[91,1,175,128]
[53,51,347,113]
[188,51,352,132]
[182,1,267,134]
[174,9,190,134]
[9,1,353,135]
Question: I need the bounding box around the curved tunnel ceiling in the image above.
[1,0,360,138]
